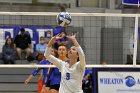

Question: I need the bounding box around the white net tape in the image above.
[0,64,139,68]
[0,12,137,17]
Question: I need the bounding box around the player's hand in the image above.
[53,34,62,40]
[67,33,79,47]
[48,34,62,47]
[66,33,76,40]
[24,79,29,85]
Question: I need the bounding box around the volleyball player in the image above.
[25,48,56,93]
[44,33,86,93]
[49,45,68,93]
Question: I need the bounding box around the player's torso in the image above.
[62,63,80,81]
[60,62,84,93]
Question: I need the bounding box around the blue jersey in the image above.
[49,68,61,85]
[49,61,69,85]
[53,26,65,36]
[31,60,50,85]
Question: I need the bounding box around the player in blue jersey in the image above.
[24,48,56,93]
[49,45,69,93]
[82,68,91,93]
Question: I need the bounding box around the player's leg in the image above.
[41,87,50,93]
[50,89,59,93]
[45,87,50,93]
[45,80,50,93]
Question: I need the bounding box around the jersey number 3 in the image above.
[66,73,70,80]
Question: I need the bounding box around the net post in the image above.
[133,15,139,66]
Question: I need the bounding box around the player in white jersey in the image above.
[44,33,86,93]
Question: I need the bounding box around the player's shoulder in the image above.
[40,60,50,64]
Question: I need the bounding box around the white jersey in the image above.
[45,46,86,93]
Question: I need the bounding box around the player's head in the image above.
[57,45,67,57]
[68,46,79,61]
[20,28,25,35]
[44,48,57,60]
[50,48,57,56]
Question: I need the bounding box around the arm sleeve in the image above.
[75,46,86,69]
[44,47,64,70]
[31,61,43,76]
[47,55,64,71]
[31,68,41,76]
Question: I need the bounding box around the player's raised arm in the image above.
[67,33,86,68]
[44,35,64,69]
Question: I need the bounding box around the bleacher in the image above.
[0,60,40,93]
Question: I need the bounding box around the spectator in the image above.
[36,36,47,61]
[14,28,32,59]
[2,37,16,64]
[46,30,53,43]
[54,31,69,50]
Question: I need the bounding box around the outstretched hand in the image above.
[48,34,62,47]
[52,34,62,40]
[67,33,79,47]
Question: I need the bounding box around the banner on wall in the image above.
[92,68,140,93]
[98,71,140,93]
[122,0,140,5]
[0,26,64,52]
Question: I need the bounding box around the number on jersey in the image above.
[66,73,70,80]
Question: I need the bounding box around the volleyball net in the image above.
[0,12,138,65]
[0,12,139,93]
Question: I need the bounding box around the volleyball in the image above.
[56,12,72,27]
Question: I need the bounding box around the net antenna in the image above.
[133,0,140,66]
